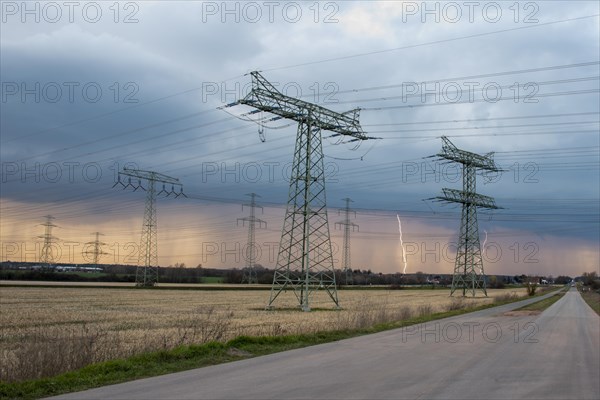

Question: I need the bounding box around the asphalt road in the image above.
[51,288,599,400]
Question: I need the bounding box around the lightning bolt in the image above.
[481,230,488,274]
[397,214,408,274]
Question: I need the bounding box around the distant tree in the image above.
[353,273,366,285]
[224,268,243,284]
[582,271,600,290]
[257,269,274,284]
[488,275,505,289]
[403,274,418,285]
[390,274,403,285]
[555,275,572,285]
[582,271,598,285]
[524,276,538,296]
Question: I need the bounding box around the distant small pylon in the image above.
[85,232,108,266]
[113,167,185,287]
[335,198,358,285]
[237,193,267,284]
[38,215,58,267]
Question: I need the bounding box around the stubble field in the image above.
[0,285,527,382]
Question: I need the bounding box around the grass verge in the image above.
[515,288,567,312]
[0,289,559,400]
[578,287,600,316]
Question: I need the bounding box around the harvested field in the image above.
[0,285,527,382]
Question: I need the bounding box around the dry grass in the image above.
[0,286,527,382]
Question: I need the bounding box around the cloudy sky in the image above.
[1,0,599,278]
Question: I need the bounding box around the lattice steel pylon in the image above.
[228,71,376,311]
[237,193,267,284]
[432,136,501,297]
[335,198,358,285]
[85,232,108,266]
[38,215,58,267]
[113,167,185,287]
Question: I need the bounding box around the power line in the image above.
[262,14,600,72]
[368,121,599,134]
[333,76,599,107]
[362,88,600,111]
[362,112,600,127]
[324,62,600,98]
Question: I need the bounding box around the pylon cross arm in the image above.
[437,136,499,171]
[437,188,501,209]
[239,71,367,139]
[121,168,181,185]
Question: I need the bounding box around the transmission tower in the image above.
[431,136,501,297]
[113,167,185,287]
[335,198,358,285]
[237,193,267,284]
[38,215,58,267]
[228,71,376,311]
[85,232,108,266]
